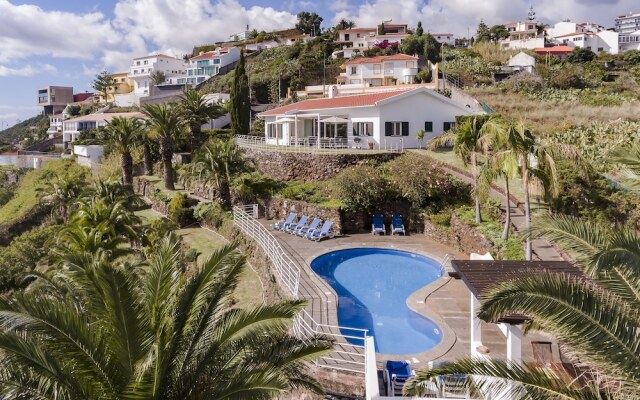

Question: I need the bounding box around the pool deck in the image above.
[261,219,558,368]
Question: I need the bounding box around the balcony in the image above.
[402,67,418,76]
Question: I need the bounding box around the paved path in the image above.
[412,151,564,262]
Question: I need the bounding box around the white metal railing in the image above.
[233,205,369,375]
[235,134,403,154]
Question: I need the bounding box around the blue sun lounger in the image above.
[391,214,406,235]
[295,218,321,237]
[270,212,297,230]
[285,215,308,234]
[305,220,334,241]
[372,214,386,235]
[383,360,415,397]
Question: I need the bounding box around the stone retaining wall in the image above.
[243,148,401,182]
[423,214,494,255]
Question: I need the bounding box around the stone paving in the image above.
[262,220,559,369]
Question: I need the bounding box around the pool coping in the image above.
[303,243,459,365]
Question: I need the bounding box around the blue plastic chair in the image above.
[305,220,334,241]
[285,215,308,234]
[384,360,415,396]
[391,214,406,235]
[295,218,321,237]
[371,214,386,235]
[270,212,297,230]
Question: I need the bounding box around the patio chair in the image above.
[284,215,308,234]
[371,214,386,235]
[391,214,406,236]
[270,212,297,231]
[383,360,415,397]
[430,361,469,398]
[305,220,334,241]
[295,217,321,237]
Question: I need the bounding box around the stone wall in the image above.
[243,147,401,182]
[266,198,343,233]
[423,213,494,255]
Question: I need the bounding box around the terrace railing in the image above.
[235,134,404,154]
[232,205,369,375]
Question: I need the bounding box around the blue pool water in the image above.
[311,248,443,355]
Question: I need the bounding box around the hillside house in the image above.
[338,54,419,86]
[333,24,410,59]
[500,21,545,50]
[62,112,144,149]
[258,87,475,150]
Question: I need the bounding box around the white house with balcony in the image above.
[62,112,145,149]
[431,33,456,46]
[333,25,410,59]
[547,21,619,54]
[47,114,64,137]
[128,54,186,98]
[168,47,240,86]
[339,54,419,87]
[500,20,545,50]
[257,87,475,150]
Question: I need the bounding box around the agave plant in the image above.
[0,235,332,399]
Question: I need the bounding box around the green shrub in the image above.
[142,218,178,247]
[502,238,525,260]
[167,192,193,226]
[623,50,640,65]
[184,248,200,263]
[502,71,545,93]
[279,181,330,204]
[429,210,452,226]
[332,165,388,211]
[150,188,170,204]
[0,224,59,292]
[192,202,229,229]
[0,188,13,207]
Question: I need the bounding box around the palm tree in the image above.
[140,124,155,175]
[143,103,186,191]
[0,236,332,399]
[36,174,84,223]
[87,179,145,211]
[186,139,249,208]
[429,115,495,224]
[104,117,144,185]
[179,88,223,154]
[69,199,142,244]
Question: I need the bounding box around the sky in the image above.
[0,0,638,127]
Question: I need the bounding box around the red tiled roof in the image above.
[345,54,418,65]
[534,46,574,54]
[260,90,411,116]
[191,52,221,61]
[339,27,377,33]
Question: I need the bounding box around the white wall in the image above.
[346,59,418,85]
[500,37,544,50]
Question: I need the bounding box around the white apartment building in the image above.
[170,47,240,86]
[548,21,619,54]
[333,25,410,59]
[615,12,640,35]
[338,54,419,86]
[228,30,251,42]
[62,112,144,148]
[431,33,455,46]
[500,21,545,50]
[128,54,186,97]
[47,114,64,137]
[619,31,640,51]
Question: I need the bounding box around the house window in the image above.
[345,34,350,41]
[267,124,282,139]
[136,61,140,66]
[144,60,148,65]
[350,66,357,75]
[373,64,381,74]
[598,47,604,52]
[406,61,414,68]
[424,121,433,132]
[385,121,409,136]
[353,122,373,136]
[443,122,455,131]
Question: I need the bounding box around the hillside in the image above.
[0,114,48,145]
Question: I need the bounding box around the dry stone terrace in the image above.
[258,218,559,367]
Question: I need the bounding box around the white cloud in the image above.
[0,0,121,63]
[0,113,19,121]
[0,63,56,77]
[330,0,350,12]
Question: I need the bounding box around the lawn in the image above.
[139,175,190,199]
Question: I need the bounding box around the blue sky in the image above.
[0,0,636,128]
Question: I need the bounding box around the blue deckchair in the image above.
[371,214,386,235]
[295,218,321,237]
[270,212,296,230]
[285,215,308,234]
[305,220,334,241]
[383,360,415,397]
[391,214,406,235]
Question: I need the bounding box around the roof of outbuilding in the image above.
[345,54,418,65]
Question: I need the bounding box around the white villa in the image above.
[171,47,241,86]
[548,21,619,54]
[500,20,545,50]
[258,87,474,150]
[128,54,187,98]
[431,33,456,46]
[338,54,419,86]
[62,112,144,149]
[333,24,410,59]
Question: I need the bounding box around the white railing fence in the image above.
[235,134,403,154]
[232,205,369,375]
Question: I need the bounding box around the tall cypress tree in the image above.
[230,51,250,135]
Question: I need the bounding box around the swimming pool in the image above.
[311,248,443,355]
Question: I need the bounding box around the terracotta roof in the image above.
[345,54,418,65]
[534,45,574,54]
[190,52,222,61]
[339,28,377,33]
[65,112,145,123]
[133,54,177,60]
[259,90,412,116]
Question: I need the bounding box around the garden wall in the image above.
[423,214,495,255]
[243,148,401,182]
